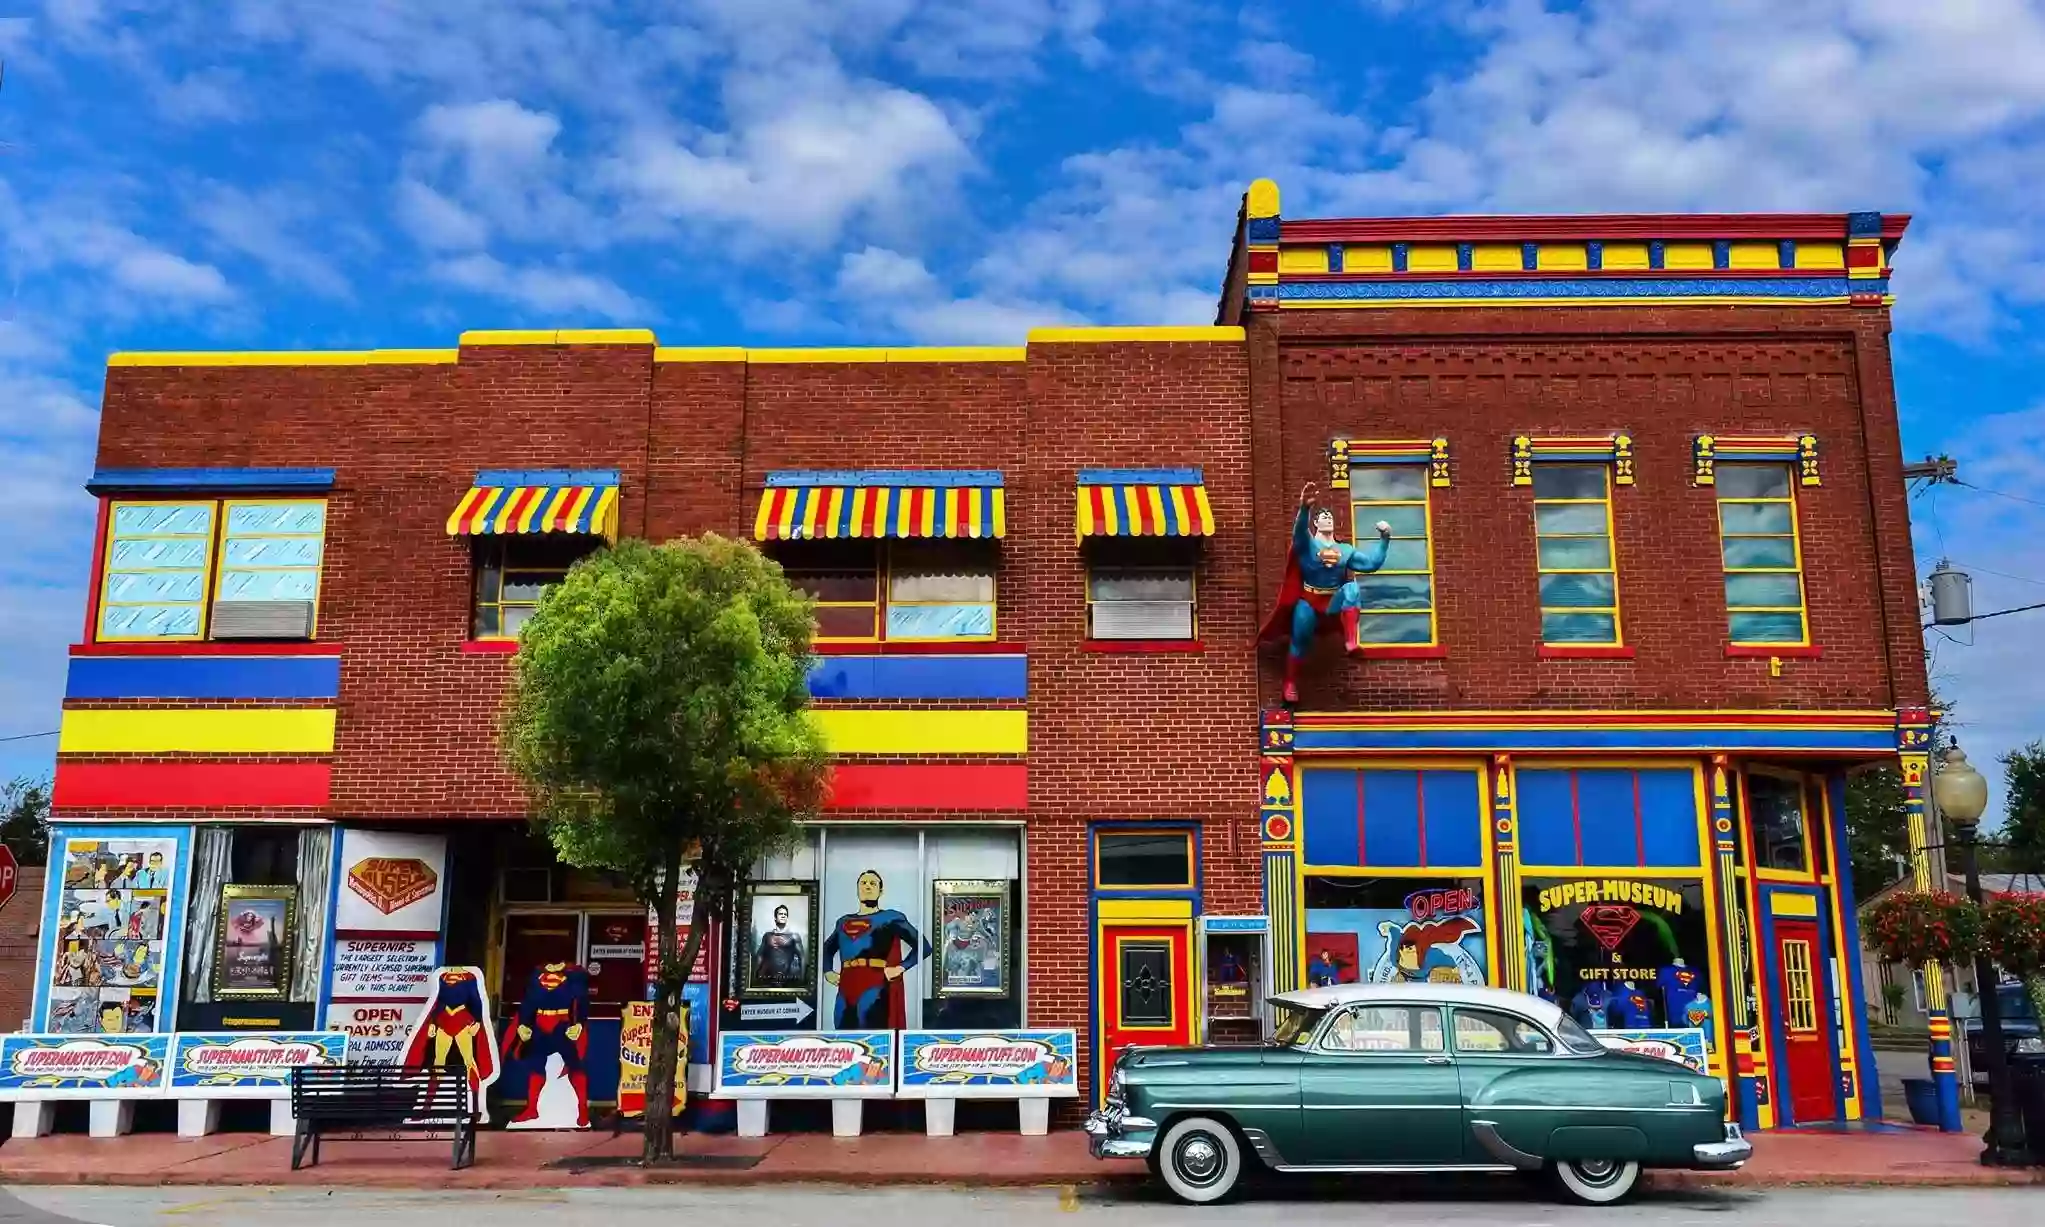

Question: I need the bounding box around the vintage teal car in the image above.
[1085,983,1749,1204]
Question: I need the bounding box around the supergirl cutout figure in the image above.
[501,961,591,1129]
[401,966,500,1121]
[1258,483,1393,704]
[822,869,927,1029]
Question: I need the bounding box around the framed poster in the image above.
[932,879,1010,998]
[40,830,185,1035]
[742,881,816,998]
[214,885,296,1000]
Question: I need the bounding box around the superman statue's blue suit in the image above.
[502,961,591,1126]
[1258,485,1392,703]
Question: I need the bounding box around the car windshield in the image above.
[1272,1003,1328,1047]
[2002,984,2036,1022]
[1553,1012,1610,1056]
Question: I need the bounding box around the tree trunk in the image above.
[642,836,687,1163]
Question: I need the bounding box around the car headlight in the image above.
[2016,1037,2044,1055]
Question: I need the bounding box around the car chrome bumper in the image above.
[1084,1108,1157,1160]
[1693,1124,1752,1169]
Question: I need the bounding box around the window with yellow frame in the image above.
[1716,464,1808,645]
[1346,465,1436,645]
[97,498,330,642]
[778,540,998,643]
[472,535,598,639]
[1531,464,1622,645]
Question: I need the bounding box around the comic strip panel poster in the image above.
[45,835,180,1035]
[1304,877,1490,987]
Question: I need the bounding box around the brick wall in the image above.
[0,875,46,1030]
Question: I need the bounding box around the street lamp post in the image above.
[1934,745,2029,1165]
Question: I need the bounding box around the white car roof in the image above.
[1270,982,1568,1029]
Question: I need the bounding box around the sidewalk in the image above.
[0,1126,2038,1190]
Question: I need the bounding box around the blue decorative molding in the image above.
[1456,243,1473,271]
[1272,276,1879,303]
[1293,727,1897,754]
[1847,211,1884,237]
[1521,242,1539,271]
[1077,467,1203,486]
[1778,240,1796,269]
[1245,216,1281,242]
[1327,243,1345,273]
[1586,241,1604,270]
[766,469,1006,488]
[474,468,620,487]
[87,467,335,494]
[1713,240,1731,270]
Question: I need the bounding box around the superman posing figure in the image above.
[403,969,497,1099]
[822,870,926,1029]
[1258,483,1393,704]
[502,962,591,1127]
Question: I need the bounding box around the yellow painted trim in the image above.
[1097,898,1194,921]
[1245,178,1281,219]
[751,348,891,364]
[1278,247,1330,274]
[883,347,1027,363]
[459,328,656,346]
[1770,892,1819,917]
[1408,245,1459,274]
[1277,295,1857,309]
[109,350,458,367]
[653,347,748,363]
[1519,864,1706,880]
[59,707,337,754]
[809,707,1026,755]
[1027,326,1245,344]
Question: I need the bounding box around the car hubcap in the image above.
[1575,1159,1620,1185]
[1176,1134,1224,1185]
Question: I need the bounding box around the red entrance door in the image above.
[1098,924,1193,1103]
[1772,918,1836,1124]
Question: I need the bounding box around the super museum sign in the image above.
[714,1031,896,1098]
[0,1034,170,1098]
[897,1030,1078,1097]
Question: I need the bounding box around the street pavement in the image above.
[0,1184,2041,1226]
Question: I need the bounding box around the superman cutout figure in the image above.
[502,961,592,1129]
[401,966,501,1121]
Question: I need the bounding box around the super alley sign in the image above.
[1535,879,1687,915]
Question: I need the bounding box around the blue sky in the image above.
[3,0,2044,815]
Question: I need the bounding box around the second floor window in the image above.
[1086,539,1196,641]
[98,498,328,642]
[1531,464,1621,646]
[1348,466,1436,645]
[473,536,597,639]
[780,540,997,643]
[1717,464,1807,645]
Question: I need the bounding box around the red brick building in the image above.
[32,180,1932,1133]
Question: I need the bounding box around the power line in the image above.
[0,730,57,744]
[1954,480,2045,511]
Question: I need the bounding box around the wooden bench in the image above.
[288,1066,479,1170]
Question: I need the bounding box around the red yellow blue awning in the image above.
[1075,468,1214,538]
[754,471,1006,541]
[445,468,620,539]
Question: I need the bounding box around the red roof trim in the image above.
[1280,269,1835,284]
[1280,214,1910,243]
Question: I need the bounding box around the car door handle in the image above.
[1424,1056,1452,1065]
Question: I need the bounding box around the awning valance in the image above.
[754,470,1005,541]
[1076,468,1214,538]
[446,468,620,538]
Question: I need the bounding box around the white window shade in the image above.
[888,569,995,602]
[1091,600,1194,640]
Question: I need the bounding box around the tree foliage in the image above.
[1844,767,1910,902]
[501,534,828,1160]
[1999,740,2045,874]
[1,777,50,866]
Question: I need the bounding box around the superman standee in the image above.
[402,969,497,1096]
[501,961,591,1127]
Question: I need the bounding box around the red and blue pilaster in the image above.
[1261,708,1300,992]
[1899,706,1962,1132]
[1707,757,1762,1131]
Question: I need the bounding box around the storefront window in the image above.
[1521,876,1714,1034]
[1745,771,1810,873]
[1096,831,1192,889]
[1303,876,1490,987]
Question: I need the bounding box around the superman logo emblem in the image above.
[1580,904,1641,951]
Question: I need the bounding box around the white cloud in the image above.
[188,183,352,298]
[395,179,490,251]
[832,245,1083,343]
[429,252,646,320]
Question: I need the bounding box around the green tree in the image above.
[502,535,829,1161]
[1998,740,2045,873]
[1844,766,1911,901]
[0,776,50,866]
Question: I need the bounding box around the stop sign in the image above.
[0,845,18,913]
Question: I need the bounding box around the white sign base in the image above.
[270,1099,296,1137]
[177,1099,219,1138]
[925,1098,955,1137]
[1018,1098,1050,1136]
[737,1099,768,1138]
[11,1101,51,1139]
[88,1100,133,1138]
[831,1099,863,1138]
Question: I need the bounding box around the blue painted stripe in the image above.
[767,470,1004,488]
[1273,276,1878,302]
[1293,728,1894,753]
[1077,468,1203,486]
[88,467,335,493]
[475,468,619,487]
[66,654,342,700]
[806,655,1027,701]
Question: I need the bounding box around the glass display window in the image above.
[1303,876,1491,988]
[1520,876,1715,1035]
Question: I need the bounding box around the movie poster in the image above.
[1304,877,1489,987]
[45,835,180,1035]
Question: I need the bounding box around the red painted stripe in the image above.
[53,761,331,809]
[70,641,344,657]
[1089,485,1108,534]
[811,640,1027,656]
[907,487,926,537]
[335,929,442,941]
[824,764,1026,811]
[501,486,539,533]
[83,498,111,642]
[764,488,788,539]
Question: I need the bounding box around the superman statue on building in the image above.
[822,870,927,1029]
[1259,483,1393,703]
[501,961,591,1128]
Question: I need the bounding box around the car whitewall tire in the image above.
[1549,1157,1642,1205]
[1156,1116,1242,1205]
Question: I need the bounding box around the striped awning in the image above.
[754,470,1005,541]
[1076,468,1214,538]
[446,468,620,539]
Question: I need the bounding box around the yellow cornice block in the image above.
[1028,326,1246,344]
[108,349,458,368]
